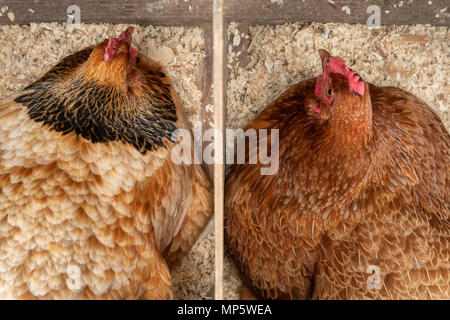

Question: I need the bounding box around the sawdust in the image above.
[225,22,449,299]
[172,221,215,300]
[0,22,213,300]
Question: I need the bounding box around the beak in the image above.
[117,26,135,45]
[318,49,331,69]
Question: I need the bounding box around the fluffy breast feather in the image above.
[0,100,190,299]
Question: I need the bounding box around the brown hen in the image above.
[0,27,212,299]
[225,49,449,299]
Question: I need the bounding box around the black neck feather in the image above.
[14,48,178,154]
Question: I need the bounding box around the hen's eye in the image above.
[327,88,332,96]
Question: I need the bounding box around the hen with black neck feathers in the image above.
[0,27,212,299]
[225,50,449,299]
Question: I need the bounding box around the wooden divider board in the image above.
[212,0,225,300]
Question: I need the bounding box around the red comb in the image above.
[315,53,364,98]
[104,27,136,63]
[104,38,120,62]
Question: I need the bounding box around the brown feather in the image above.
[225,54,449,299]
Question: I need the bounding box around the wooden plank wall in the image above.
[0,0,448,26]
[225,0,450,26]
[0,0,212,25]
